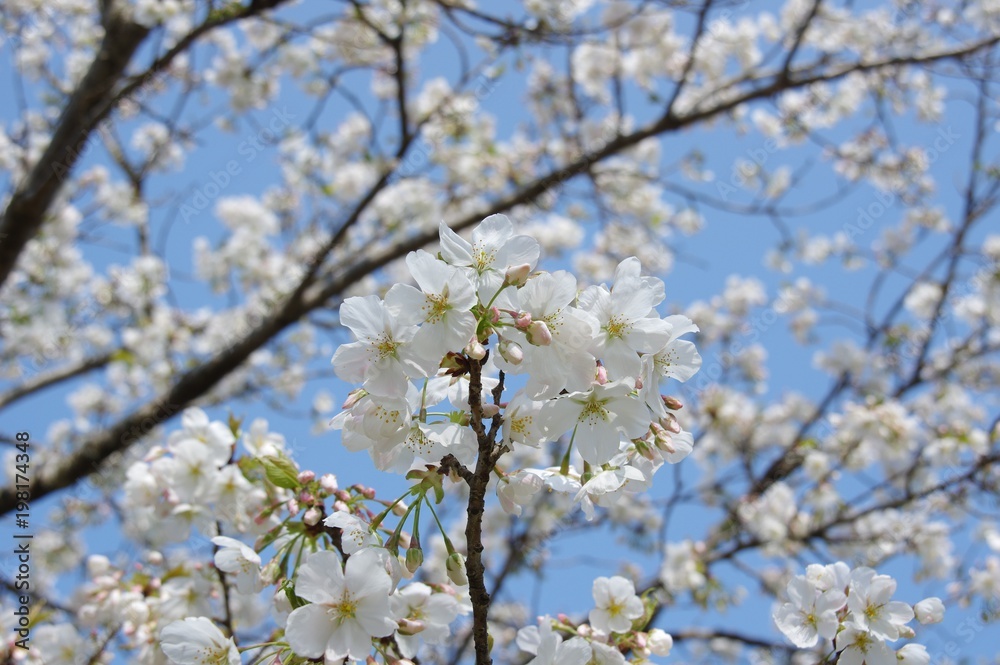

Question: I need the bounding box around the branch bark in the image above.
[464,355,496,665]
[0,6,149,291]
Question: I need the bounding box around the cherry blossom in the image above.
[159,617,240,665]
[385,249,478,359]
[517,618,592,665]
[211,536,263,595]
[438,214,540,305]
[284,549,397,662]
[390,582,462,657]
[502,270,600,398]
[545,380,652,465]
[845,567,915,641]
[331,295,438,397]
[579,257,673,381]
[4,4,998,662]
[772,574,846,647]
[589,576,645,635]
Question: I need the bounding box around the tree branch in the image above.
[0,4,149,291]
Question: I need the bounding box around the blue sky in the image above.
[1,1,997,662]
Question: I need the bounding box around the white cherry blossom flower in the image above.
[896,643,930,665]
[497,471,544,516]
[438,214,540,305]
[162,439,224,504]
[805,561,851,592]
[390,582,462,658]
[846,567,914,641]
[160,617,239,665]
[32,624,87,665]
[168,407,236,467]
[573,464,646,517]
[516,618,592,665]
[502,392,553,448]
[284,549,397,662]
[773,575,846,647]
[546,380,651,465]
[647,629,673,656]
[373,420,477,474]
[589,575,644,634]
[385,249,477,359]
[913,597,944,624]
[503,270,600,398]
[640,314,701,417]
[835,623,896,665]
[241,418,287,458]
[580,257,672,381]
[332,295,438,397]
[211,535,263,594]
[323,511,381,554]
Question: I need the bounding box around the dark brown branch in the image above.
[0,0,294,295]
[464,356,495,665]
[0,352,114,411]
[0,5,149,291]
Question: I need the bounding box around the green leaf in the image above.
[262,455,300,489]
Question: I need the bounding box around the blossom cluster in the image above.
[773,562,944,664]
[121,215,701,665]
[330,214,702,518]
[516,576,672,665]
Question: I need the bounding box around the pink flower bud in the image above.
[392,501,409,516]
[333,500,349,512]
[651,423,675,452]
[659,413,681,433]
[466,340,487,359]
[303,507,322,526]
[662,395,684,410]
[320,473,338,493]
[490,306,502,323]
[297,470,315,483]
[514,312,532,329]
[342,388,365,410]
[504,263,532,287]
[526,320,552,346]
[397,618,426,635]
[481,403,500,418]
[595,363,608,385]
[914,597,944,624]
[286,499,300,515]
